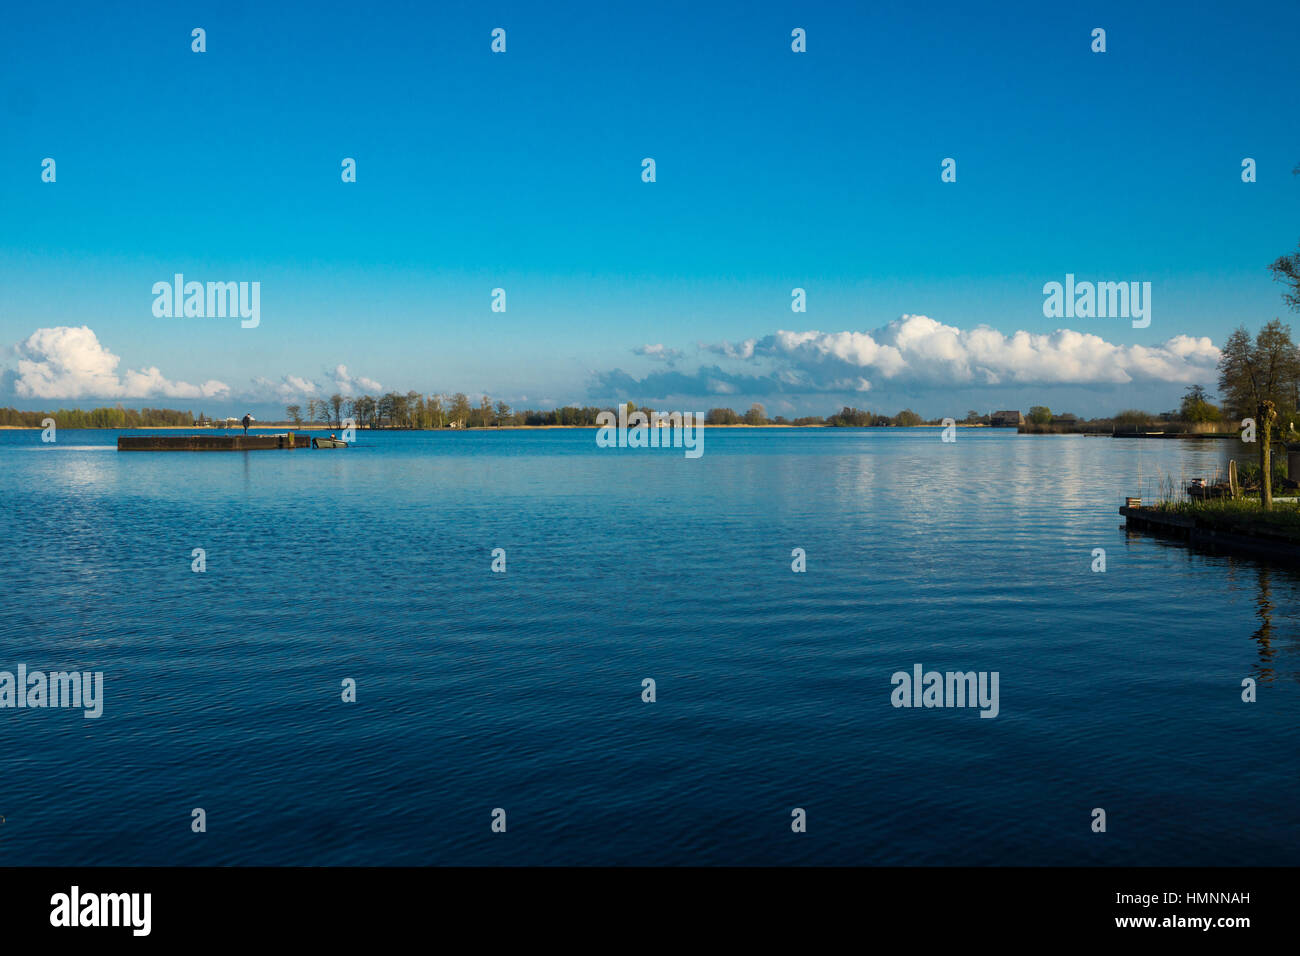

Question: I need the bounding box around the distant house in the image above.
[1052,413,1079,426]
[991,410,1024,427]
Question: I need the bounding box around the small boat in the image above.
[312,437,348,448]
[1187,479,1229,500]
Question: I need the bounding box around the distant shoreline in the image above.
[0,422,992,431]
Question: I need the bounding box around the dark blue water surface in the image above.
[0,427,1296,865]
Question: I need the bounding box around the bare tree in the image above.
[1218,322,1300,510]
[1268,161,1300,312]
[449,393,471,428]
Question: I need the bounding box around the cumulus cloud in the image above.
[697,315,1219,389]
[249,367,386,400]
[330,364,381,394]
[249,374,321,400]
[592,364,791,400]
[2,327,389,404]
[8,326,230,400]
[632,343,684,365]
[705,338,758,361]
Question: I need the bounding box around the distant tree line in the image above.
[288,397,950,429]
[288,393,613,429]
[703,404,927,427]
[0,406,193,428]
[14,318,1299,437]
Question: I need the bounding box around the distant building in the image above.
[991,410,1024,427]
[1052,413,1079,426]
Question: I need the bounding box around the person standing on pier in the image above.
[241,413,252,435]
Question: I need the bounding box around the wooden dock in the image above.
[1111,431,1236,439]
[1119,504,1300,561]
[117,433,311,451]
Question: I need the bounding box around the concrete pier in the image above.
[117,433,310,451]
[1120,504,1300,561]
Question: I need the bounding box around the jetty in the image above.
[1119,498,1300,561]
[1111,431,1236,440]
[117,432,311,452]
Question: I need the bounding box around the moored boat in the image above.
[1187,478,1230,500]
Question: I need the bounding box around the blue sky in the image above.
[2,0,1298,418]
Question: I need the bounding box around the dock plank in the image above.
[117,433,310,451]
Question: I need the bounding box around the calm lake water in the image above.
[0,427,1296,865]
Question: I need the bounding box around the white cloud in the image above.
[633,343,684,364]
[705,337,758,360]
[249,374,321,400]
[10,326,230,400]
[249,368,386,400]
[712,315,1220,388]
[330,364,381,394]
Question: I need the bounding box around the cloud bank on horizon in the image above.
[4,317,1219,409]
[7,326,230,401]
[601,315,1221,401]
[3,326,382,404]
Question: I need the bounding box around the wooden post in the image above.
[1228,459,1239,499]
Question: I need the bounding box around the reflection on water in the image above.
[1123,524,1300,683]
[8,445,115,451]
[1254,566,1276,681]
[1248,565,1299,683]
[0,427,1296,866]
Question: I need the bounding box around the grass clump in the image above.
[1153,498,1300,541]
